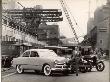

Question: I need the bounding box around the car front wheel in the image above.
[43,64,51,76]
[16,65,24,74]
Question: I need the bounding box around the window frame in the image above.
[30,51,39,57]
[21,51,30,57]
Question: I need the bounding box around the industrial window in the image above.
[16,26,19,30]
[3,19,7,25]
[6,35,8,41]
[2,36,5,41]
[9,21,12,27]
[11,37,15,41]
[100,40,103,44]
[9,36,11,41]
[16,39,19,42]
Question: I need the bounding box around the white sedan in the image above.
[12,49,71,76]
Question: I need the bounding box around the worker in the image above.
[74,46,81,76]
[68,46,81,76]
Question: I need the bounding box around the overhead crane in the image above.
[59,0,79,43]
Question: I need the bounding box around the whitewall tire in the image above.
[43,65,51,76]
[16,65,23,74]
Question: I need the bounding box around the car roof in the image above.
[44,46,68,49]
[25,49,52,52]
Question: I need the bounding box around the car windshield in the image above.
[38,50,58,57]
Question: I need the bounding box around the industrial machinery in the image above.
[59,0,79,43]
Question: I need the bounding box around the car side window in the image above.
[22,51,30,57]
[30,51,39,57]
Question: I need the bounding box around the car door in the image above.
[28,51,42,70]
[20,51,31,69]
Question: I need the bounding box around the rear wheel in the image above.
[96,61,105,71]
[43,64,51,76]
[16,65,24,74]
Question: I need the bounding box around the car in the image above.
[2,55,12,68]
[12,49,71,76]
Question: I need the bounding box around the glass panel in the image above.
[30,51,39,57]
[38,50,57,57]
[22,51,30,57]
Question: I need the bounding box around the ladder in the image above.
[59,0,79,43]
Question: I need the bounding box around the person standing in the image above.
[68,46,81,76]
[74,46,81,76]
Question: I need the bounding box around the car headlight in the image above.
[54,60,59,64]
[63,62,67,65]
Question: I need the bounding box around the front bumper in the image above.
[51,63,71,72]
